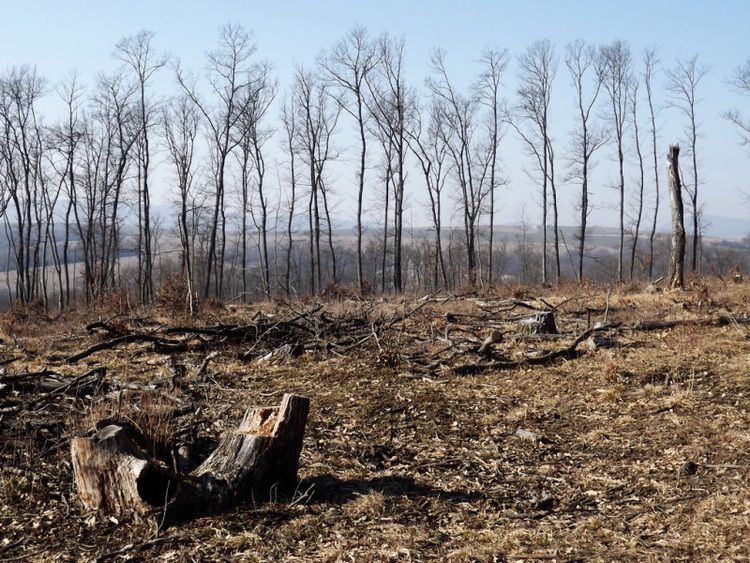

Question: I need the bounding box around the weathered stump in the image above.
[71,393,309,521]
[519,311,558,334]
[71,423,167,516]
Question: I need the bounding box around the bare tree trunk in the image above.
[643,48,661,279]
[667,144,685,290]
[320,181,338,285]
[548,142,560,280]
[380,162,391,292]
[281,99,298,297]
[629,79,646,279]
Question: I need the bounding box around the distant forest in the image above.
[2,25,750,309]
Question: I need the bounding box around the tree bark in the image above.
[667,144,686,289]
[71,393,309,521]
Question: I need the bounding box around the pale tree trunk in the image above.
[629,79,646,279]
[281,98,298,297]
[643,48,661,279]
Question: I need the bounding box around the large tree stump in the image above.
[71,393,309,521]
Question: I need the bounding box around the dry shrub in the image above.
[687,273,713,308]
[0,299,54,338]
[614,281,644,295]
[509,284,529,299]
[321,283,368,302]
[155,272,193,316]
[198,297,226,318]
[80,389,180,462]
[94,287,133,316]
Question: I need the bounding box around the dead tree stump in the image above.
[71,393,309,520]
[70,423,167,516]
[519,311,558,334]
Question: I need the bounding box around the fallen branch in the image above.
[632,314,750,331]
[31,367,107,408]
[94,535,180,563]
[453,326,599,376]
[64,334,182,363]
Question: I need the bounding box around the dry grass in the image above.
[2,278,750,561]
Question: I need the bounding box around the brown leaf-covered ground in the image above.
[2,277,750,562]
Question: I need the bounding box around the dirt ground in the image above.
[2,277,750,562]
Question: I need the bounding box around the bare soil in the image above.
[2,277,750,562]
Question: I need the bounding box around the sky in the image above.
[2,1,750,233]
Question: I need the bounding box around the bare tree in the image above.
[427,49,485,286]
[280,95,299,297]
[629,77,646,278]
[73,71,139,302]
[290,65,341,293]
[233,62,277,298]
[665,54,709,272]
[115,29,167,302]
[0,66,49,303]
[597,40,632,281]
[643,48,662,279]
[175,23,260,299]
[320,26,378,293]
[163,94,201,313]
[725,57,750,146]
[511,39,559,283]
[474,48,509,285]
[367,33,412,293]
[407,100,450,290]
[48,72,85,307]
[565,40,607,281]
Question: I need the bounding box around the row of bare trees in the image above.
[0,24,746,309]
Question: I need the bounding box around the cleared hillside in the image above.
[2,278,750,561]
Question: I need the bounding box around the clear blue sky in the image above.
[2,1,750,230]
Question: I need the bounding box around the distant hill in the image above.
[701,214,750,240]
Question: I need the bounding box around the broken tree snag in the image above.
[667,144,686,290]
[188,393,310,507]
[70,393,310,521]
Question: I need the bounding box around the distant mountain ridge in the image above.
[700,214,750,240]
[354,214,750,241]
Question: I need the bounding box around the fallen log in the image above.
[71,393,309,521]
